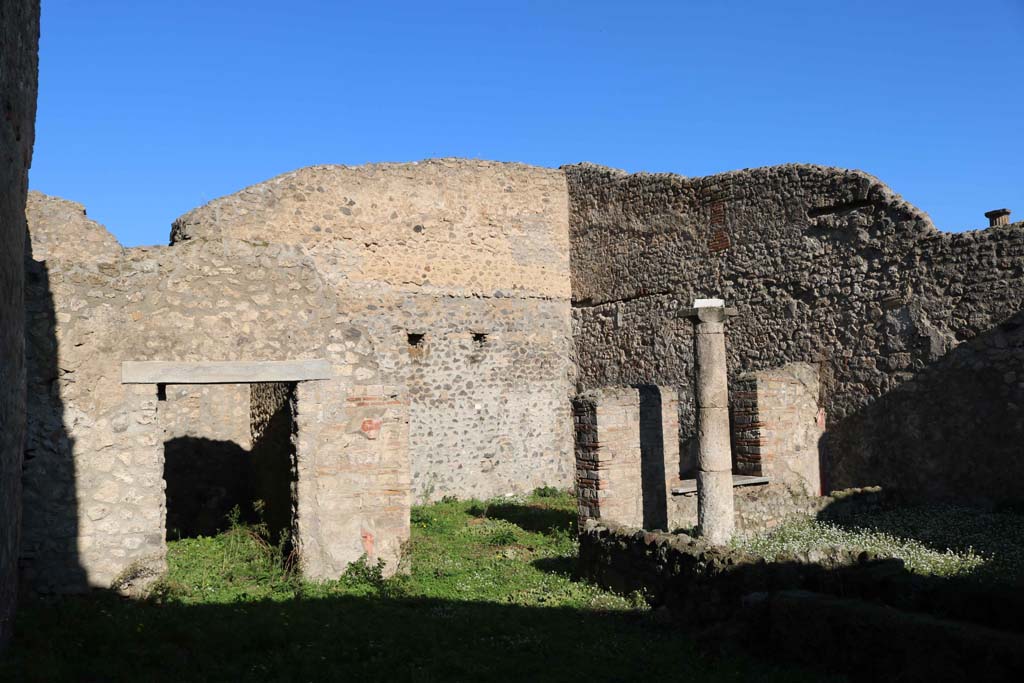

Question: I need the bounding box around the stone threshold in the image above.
[671,474,770,496]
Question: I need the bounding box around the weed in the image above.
[487,528,519,546]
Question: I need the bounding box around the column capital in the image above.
[684,298,738,323]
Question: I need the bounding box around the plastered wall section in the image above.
[171,159,575,501]
[0,0,38,646]
[568,163,1024,502]
[23,195,408,589]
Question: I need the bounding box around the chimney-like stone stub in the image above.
[985,208,1011,227]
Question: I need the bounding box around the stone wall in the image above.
[0,0,38,647]
[23,195,410,588]
[667,482,861,535]
[567,163,1024,503]
[171,160,576,501]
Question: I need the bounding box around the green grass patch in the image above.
[733,504,1024,581]
[2,489,840,682]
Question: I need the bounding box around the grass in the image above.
[1,489,841,682]
[732,503,1024,582]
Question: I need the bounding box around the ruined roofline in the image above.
[170,157,565,244]
[27,189,122,243]
[562,161,939,233]
[26,190,125,262]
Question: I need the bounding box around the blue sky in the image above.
[31,0,1024,245]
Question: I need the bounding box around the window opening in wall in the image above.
[472,332,488,347]
[156,383,167,401]
[407,332,425,347]
[161,382,298,554]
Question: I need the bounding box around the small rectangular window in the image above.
[407,333,425,347]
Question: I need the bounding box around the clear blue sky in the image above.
[31,0,1024,246]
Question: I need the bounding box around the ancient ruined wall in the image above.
[22,194,402,589]
[568,163,1024,503]
[25,192,122,261]
[0,0,38,646]
[172,159,575,500]
[575,385,680,531]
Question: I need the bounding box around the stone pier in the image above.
[690,299,736,545]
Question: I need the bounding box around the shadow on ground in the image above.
[0,591,840,683]
[481,502,576,536]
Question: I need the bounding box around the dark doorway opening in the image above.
[162,382,298,544]
[249,382,299,546]
[164,435,251,539]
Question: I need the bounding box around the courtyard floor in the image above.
[1,490,839,682]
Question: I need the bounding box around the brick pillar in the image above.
[731,363,823,495]
[294,380,410,579]
[573,387,642,529]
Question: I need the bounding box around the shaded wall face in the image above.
[568,163,1024,502]
[0,0,38,646]
[172,160,576,501]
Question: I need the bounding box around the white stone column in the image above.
[688,299,736,545]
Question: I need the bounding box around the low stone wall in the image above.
[579,518,878,622]
[579,517,1024,681]
[579,513,1024,636]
